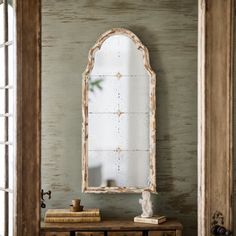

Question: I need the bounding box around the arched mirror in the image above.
[82,28,156,193]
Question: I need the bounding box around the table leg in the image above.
[176,230,182,236]
[104,231,108,236]
[142,230,148,236]
[70,231,76,236]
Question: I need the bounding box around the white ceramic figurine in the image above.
[139,190,153,218]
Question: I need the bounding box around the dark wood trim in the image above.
[198,0,234,235]
[15,0,41,235]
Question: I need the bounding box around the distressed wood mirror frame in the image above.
[82,28,156,193]
[15,0,234,235]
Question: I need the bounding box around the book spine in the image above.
[46,212,100,217]
[157,218,166,224]
[134,218,166,224]
[45,216,101,223]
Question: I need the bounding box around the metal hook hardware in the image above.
[211,211,232,235]
[41,189,51,208]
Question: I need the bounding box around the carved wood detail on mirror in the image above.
[82,28,156,193]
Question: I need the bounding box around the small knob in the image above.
[211,225,232,235]
[41,202,46,208]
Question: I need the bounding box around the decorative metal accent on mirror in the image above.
[82,28,156,193]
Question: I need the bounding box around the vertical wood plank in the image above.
[15,0,41,235]
[198,0,234,236]
[176,230,182,236]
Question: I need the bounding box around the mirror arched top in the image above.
[82,28,156,193]
[83,28,156,79]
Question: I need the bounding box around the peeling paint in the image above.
[82,28,156,193]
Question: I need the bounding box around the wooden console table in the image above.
[41,219,182,236]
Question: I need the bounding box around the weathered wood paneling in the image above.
[198,1,234,235]
[16,0,41,235]
[41,1,197,235]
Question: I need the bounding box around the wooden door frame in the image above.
[15,0,41,235]
[198,0,234,235]
[15,0,234,235]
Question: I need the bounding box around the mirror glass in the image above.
[83,29,156,193]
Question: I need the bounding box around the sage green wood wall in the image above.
[41,1,198,235]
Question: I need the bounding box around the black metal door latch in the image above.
[211,211,232,235]
[41,189,51,208]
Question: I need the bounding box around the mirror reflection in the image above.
[83,29,156,192]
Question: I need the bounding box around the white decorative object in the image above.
[139,190,153,218]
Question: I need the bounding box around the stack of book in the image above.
[134,215,166,225]
[44,208,101,223]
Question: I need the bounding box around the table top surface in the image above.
[41,219,183,232]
